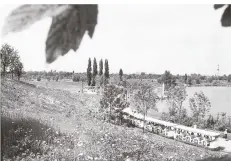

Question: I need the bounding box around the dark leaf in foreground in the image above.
[45,6,83,63]
[46,5,98,63]
[214,4,231,27]
[2,4,98,63]
[221,5,231,27]
[214,4,226,10]
[2,4,70,36]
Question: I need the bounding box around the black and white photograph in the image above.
[0,1,231,161]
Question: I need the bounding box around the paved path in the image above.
[210,138,231,152]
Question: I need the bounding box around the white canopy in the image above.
[123,108,220,137]
[123,108,176,127]
[174,125,220,137]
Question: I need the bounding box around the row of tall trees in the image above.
[87,58,110,86]
[0,44,23,80]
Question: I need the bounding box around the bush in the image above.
[55,76,59,82]
[160,112,170,121]
[72,75,80,82]
[182,116,194,127]
[212,80,220,86]
[47,77,51,82]
[215,124,231,133]
[37,76,41,81]
[59,75,63,80]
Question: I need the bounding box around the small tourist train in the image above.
[122,108,221,149]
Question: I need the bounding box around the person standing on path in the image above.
[224,129,228,139]
[46,79,48,88]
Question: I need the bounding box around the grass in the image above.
[1,110,78,161]
[1,79,229,161]
[28,79,86,93]
[1,112,58,160]
[197,154,231,161]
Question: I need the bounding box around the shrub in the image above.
[215,124,231,133]
[47,77,51,82]
[72,75,80,82]
[212,80,220,86]
[37,76,41,81]
[182,116,194,127]
[52,76,56,81]
[160,112,170,121]
[55,76,59,82]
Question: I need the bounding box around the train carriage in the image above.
[122,108,221,148]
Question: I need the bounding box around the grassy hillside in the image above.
[27,79,85,94]
[1,79,230,161]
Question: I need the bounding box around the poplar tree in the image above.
[104,59,109,84]
[119,69,123,81]
[87,58,92,86]
[99,59,103,76]
[184,74,188,84]
[92,57,98,86]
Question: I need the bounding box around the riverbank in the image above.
[188,83,231,87]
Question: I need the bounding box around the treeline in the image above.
[24,71,87,82]
[126,72,161,80]
[157,71,231,88]
[0,44,24,80]
[181,73,231,86]
[23,65,231,87]
[119,71,231,87]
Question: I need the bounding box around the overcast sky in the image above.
[0,4,230,75]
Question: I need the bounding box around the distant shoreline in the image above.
[188,84,231,87]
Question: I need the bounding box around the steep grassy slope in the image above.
[1,79,229,161]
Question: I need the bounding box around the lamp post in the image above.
[81,80,83,94]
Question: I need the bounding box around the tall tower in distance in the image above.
[217,64,220,78]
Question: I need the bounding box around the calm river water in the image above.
[156,87,231,116]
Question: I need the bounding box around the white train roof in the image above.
[123,108,176,127]
[123,108,220,137]
[174,125,220,137]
